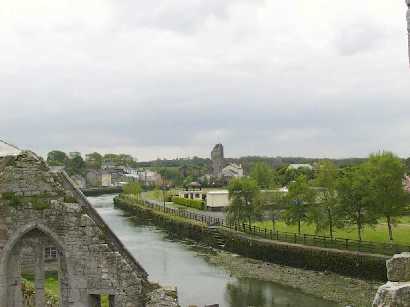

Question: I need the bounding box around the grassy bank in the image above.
[255,216,410,245]
[115,195,207,228]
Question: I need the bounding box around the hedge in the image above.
[171,196,205,210]
[220,228,388,281]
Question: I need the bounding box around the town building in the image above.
[86,170,112,187]
[177,182,206,201]
[222,163,244,179]
[120,169,162,187]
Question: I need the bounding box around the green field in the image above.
[255,216,410,245]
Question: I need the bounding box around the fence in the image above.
[142,199,223,226]
[137,198,410,256]
[222,223,410,256]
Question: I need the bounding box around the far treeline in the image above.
[134,155,410,187]
[46,151,138,176]
[226,152,410,242]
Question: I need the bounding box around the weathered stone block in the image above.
[373,282,410,307]
[387,253,410,282]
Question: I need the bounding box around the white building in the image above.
[287,164,313,170]
[86,170,112,187]
[222,163,244,179]
[206,190,230,210]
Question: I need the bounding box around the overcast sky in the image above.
[1,0,409,161]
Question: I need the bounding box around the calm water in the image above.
[88,194,337,307]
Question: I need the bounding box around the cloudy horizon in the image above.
[1,0,409,161]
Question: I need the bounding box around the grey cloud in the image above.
[1,0,409,160]
[333,22,385,56]
[111,0,265,33]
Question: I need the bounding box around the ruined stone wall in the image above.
[0,151,178,307]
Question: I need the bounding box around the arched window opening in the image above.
[4,227,68,307]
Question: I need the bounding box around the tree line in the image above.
[226,152,410,242]
[46,150,137,175]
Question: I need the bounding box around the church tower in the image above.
[211,144,224,178]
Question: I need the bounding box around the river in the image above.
[88,194,337,307]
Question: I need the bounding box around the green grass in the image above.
[101,295,109,307]
[22,273,111,306]
[22,272,59,304]
[44,273,59,297]
[255,217,410,245]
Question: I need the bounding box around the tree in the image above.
[123,182,142,200]
[274,165,314,187]
[250,162,274,189]
[103,153,137,167]
[86,152,103,169]
[284,175,316,234]
[404,157,410,174]
[47,150,67,166]
[313,160,339,238]
[65,156,86,176]
[226,178,261,226]
[266,190,287,231]
[336,165,377,241]
[367,152,409,241]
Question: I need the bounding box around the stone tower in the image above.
[211,144,224,178]
[0,150,177,307]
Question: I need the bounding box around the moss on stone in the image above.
[1,192,23,208]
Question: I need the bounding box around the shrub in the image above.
[171,196,205,210]
[123,182,142,198]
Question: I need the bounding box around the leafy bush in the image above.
[171,196,205,210]
[123,182,142,197]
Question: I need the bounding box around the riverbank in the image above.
[124,204,381,306]
[115,195,388,280]
[104,194,380,306]
[204,250,381,307]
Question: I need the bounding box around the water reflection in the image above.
[89,195,337,307]
[225,278,336,307]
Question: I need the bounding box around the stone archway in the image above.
[0,223,70,307]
